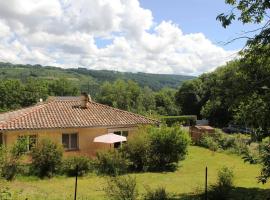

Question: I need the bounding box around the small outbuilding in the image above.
[190,125,215,142]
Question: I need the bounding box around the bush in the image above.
[0,139,27,181]
[31,139,63,178]
[121,131,150,172]
[160,115,197,127]
[230,134,250,155]
[258,144,270,183]
[242,143,260,164]
[104,175,138,200]
[197,130,251,156]
[62,156,93,176]
[144,187,170,200]
[122,126,190,172]
[199,135,219,152]
[147,126,190,171]
[209,166,234,200]
[95,150,130,176]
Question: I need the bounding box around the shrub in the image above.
[31,139,63,178]
[62,156,93,176]
[95,150,130,176]
[121,131,150,171]
[122,126,190,171]
[144,187,170,200]
[230,134,250,155]
[258,144,270,183]
[242,143,260,164]
[0,139,27,181]
[197,131,251,156]
[199,135,219,152]
[209,166,234,200]
[104,175,138,200]
[146,126,190,171]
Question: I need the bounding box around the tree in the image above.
[217,0,270,47]
[48,78,79,96]
[234,93,268,140]
[0,80,24,111]
[175,79,202,116]
[154,88,179,116]
[21,79,48,107]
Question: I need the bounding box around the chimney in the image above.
[80,93,91,108]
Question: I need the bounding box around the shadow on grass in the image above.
[171,187,270,200]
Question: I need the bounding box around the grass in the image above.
[1,146,270,200]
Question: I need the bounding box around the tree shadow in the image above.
[170,187,270,200]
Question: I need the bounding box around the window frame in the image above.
[17,135,37,151]
[113,130,129,149]
[62,133,79,151]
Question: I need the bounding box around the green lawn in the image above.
[2,146,270,200]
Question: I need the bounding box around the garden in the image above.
[1,126,270,200]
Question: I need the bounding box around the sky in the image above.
[0,0,259,75]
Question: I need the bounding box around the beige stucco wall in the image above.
[2,126,138,157]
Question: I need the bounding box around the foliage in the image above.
[95,150,130,176]
[0,78,79,112]
[258,144,270,184]
[175,79,203,117]
[104,175,138,200]
[154,88,179,116]
[31,139,63,178]
[120,130,150,172]
[234,93,268,141]
[242,143,260,164]
[0,139,27,181]
[176,58,270,133]
[198,135,219,152]
[160,115,196,126]
[145,126,190,171]
[0,146,267,199]
[62,156,93,177]
[143,187,170,200]
[97,80,179,116]
[196,130,256,163]
[209,166,234,200]
[122,126,190,172]
[217,0,270,48]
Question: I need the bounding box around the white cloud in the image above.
[0,0,237,75]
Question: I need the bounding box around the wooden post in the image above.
[205,166,208,200]
[74,165,78,200]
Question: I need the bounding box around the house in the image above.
[190,125,215,142]
[0,94,158,157]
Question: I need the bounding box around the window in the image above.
[17,135,37,151]
[113,130,128,148]
[62,133,78,150]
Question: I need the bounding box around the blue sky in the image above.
[140,0,259,50]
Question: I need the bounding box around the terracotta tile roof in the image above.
[0,97,159,130]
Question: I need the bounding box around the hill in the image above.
[0,62,195,91]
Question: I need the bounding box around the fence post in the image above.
[205,166,208,200]
[74,165,78,200]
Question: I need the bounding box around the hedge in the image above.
[159,115,197,126]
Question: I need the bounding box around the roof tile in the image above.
[0,97,158,130]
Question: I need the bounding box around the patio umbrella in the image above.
[93,133,127,144]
